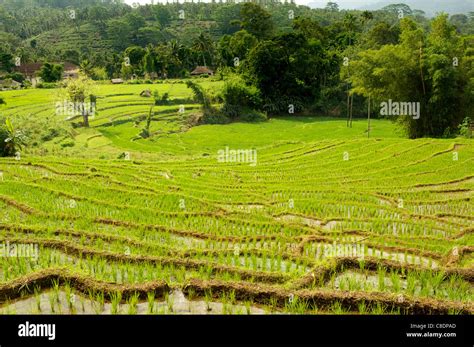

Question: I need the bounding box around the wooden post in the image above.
[349,94,353,128]
[367,95,371,138]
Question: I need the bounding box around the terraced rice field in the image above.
[0,84,472,315]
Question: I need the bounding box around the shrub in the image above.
[38,63,63,82]
[186,80,212,111]
[6,115,73,151]
[220,75,261,119]
[0,124,10,156]
[458,117,472,138]
[238,109,267,122]
[90,67,108,81]
[0,117,28,157]
[60,139,75,148]
[200,109,230,124]
[220,75,264,122]
[153,91,169,106]
[4,72,24,83]
[36,82,58,89]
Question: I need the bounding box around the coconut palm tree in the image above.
[192,32,214,67]
[79,60,93,77]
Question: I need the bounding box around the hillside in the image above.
[0,118,473,314]
[359,0,474,17]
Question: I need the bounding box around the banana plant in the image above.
[3,118,27,156]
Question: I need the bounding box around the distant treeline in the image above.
[0,1,473,138]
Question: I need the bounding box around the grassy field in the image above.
[0,82,472,315]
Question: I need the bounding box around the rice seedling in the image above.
[111,292,122,314]
[147,292,155,314]
[127,292,140,315]
[284,296,308,314]
[269,297,278,313]
[244,301,252,315]
[220,292,228,314]
[204,290,212,312]
[372,303,386,314]
[49,292,56,313]
[377,268,386,292]
[165,292,174,313]
[390,272,401,292]
[406,273,417,296]
[63,281,75,311]
[358,301,367,314]
[331,301,346,314]
[0,95,471,316]
[34,285,42,312]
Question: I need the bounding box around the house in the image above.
[111,78,124,84]
[191,66,214,76]
[13,62,79,85]
[13,62,43,80]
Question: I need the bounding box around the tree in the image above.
[153,5,171,27]
[125,12,146,32]
[361,10,374,24]
[293,17,327,42]
[186,80,211,111]
[362,22,400,48]
[381,4,413,16]
[107,19,131,50]
[348,16,471,138]
[245,32,330,113]
[229,30,257,62]
[136,25,163,46]
[192,32,214,67]
[240,3,274,40]
[124,45,146,76]
[325,2,339,12]
[39,63,63,82]
[0,52,14,72]
[143,45,156,77]
[90,67,108,80]
[220,74,261,119]
[62,74,96,127]
[139,106,154,138]
[214,4,241,35]
[79,59,94,77]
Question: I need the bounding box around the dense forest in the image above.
[0,0,473,137]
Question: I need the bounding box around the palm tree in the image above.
[343,13,358,46]
[343,13,358,33]
[143,45,155,77]
[168,40,181,60]
[79,60,93,77]
[192,32,213,67]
